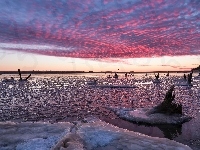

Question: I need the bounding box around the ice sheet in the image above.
[53,118,192,150]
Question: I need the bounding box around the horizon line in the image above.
[0,70,194,74]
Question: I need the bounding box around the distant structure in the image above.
[107,75,112,78]
[187,72,193,85]
[113,73,118,79]
[18,69,31,81]
[105,71,112,73]
[155,73,159,80]
[166,71,169,77]
[183,74,187,80]
[125,73,127,78]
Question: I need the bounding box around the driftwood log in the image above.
[18,69,31,81]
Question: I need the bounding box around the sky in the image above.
[0,0,199,72]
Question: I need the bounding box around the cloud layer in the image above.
[0,0,199,58]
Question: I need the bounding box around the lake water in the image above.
[0,73,200,149]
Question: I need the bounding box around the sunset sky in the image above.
[0,0,199,72]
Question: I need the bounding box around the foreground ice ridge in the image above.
[0,118,192,150]
[0,121,73,150]
[52,117,192,150]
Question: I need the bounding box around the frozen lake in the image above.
[0,73,200,149]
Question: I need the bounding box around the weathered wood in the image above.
[18,69,31,81]
[25,74,31,80]
[147,85,182,115]
[18,69,22,80]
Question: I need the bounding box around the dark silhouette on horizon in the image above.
[147,85,182,115]
[18,69,31,81]
[166,71,169,77]
[155,73,159,80]
[183,74,186,80]
[107,75,112,78]
[187,72,193,85]
[125,73,127,78]
[113,73,118,79]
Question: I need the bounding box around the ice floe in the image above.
[0,121,73,150]
[108,107,192,125]
[175,80,193,87]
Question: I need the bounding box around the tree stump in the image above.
[147,85,182,115]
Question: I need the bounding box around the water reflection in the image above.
[0,73,199,149]
[157,124,182,140]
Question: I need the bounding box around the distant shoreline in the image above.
[0,70,192,74]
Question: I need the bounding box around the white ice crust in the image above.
[53,117,192,150]
[0,119,192,150]
[0,121,73,150]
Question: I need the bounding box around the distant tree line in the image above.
[191,65,200,72]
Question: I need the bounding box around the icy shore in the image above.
[0,118,192,150]
[0,121,73,150]
[53,118,192,150]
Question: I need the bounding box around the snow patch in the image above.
[75,118,192,150]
